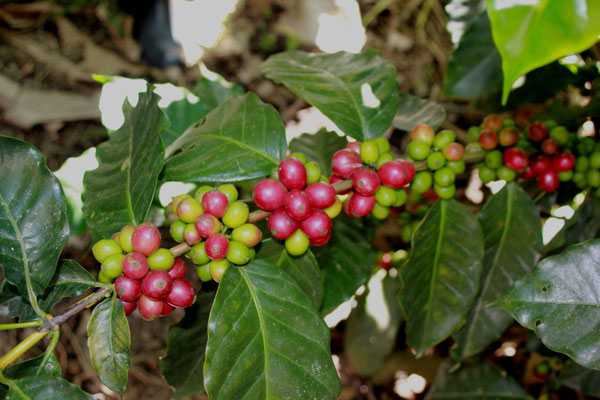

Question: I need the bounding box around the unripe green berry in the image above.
[319,175,330,183]
[434,167,456,187]
[393,189,407,207]
[98,270,111,283]
[478,165,496,183]
[170,220,186,243]
[446,160,465,175]
[285,229,310,256]
[196,263,212,281]
[426,152,446,170]
[497,165,516,182]
[503,119,515,127]
[558,170,573,182]
[433,130,455,150]
[226,240,250,265]
[572,172,587,188]
[177,198,204,223]
[290,152,308,164]
[407,140,430,161]
[147,248,175,270]
[371,203,390,219]
[411,171,433,193]
[217,184,238,202]
[92,239,122,263]
[590,152,600,169]
[248,247,256,260]
[376,153,394,169]
[401,225,412,242]
[374,186,396,207]
[575,156,590,172]
[375,138,390,154]
[467,126,482,142]
[360,140,380,164]
[587,169,600,187]
[210,259,231,282]
[434,183,456,199]
[231,223,262,248]
[222,201,249,228]
[323,197,342,219]
[305,161,322,184]
[485,150,503,169]
[101,253,125,280]
[188,242,210,265]
[119,225,135,253]
[194,185,213,202]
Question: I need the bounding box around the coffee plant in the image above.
[1,1,600,399]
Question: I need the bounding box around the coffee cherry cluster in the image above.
[333,138,413,219]
[407,124,465,199]
[92,223,196,320]
[254,154,338,256]
[168,184,262,283]
[569,136,600,193]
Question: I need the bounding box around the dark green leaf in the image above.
[163,93,286,183]
[345,271,401,376]
[192,74,244,110]
[161,88,212,147]
[442,12,503,100]
[0,260,96,322]
[160,286,215,399]
[452,183,542,361]
[393,94,446,131]
[426,362,529,400]
[559,361,600,397]
[4,354,62,379]
[83,86,168,238]
[546,196,600,253]
[496,239,600,369]
[288,129,347,176]
[204,260,340,400]
[0,135,69,298]
[445,0,486,45]
[487,0,600,103]
[87,297,131,396]
[5,376,94,400]
[399,199,484,356]
[314,215,375,314]
[261,50,399,141]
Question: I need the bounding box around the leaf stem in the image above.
[36,328,60,376]
[0,321,43,331]
[0,331,48,370]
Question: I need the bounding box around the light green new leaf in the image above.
[399,199,484,356]
[486,0,600,103]
[87,297,131,396]
[204,260,340,400]
[261,50,398,141]
[83,86,168,238]
[496,239,600,370]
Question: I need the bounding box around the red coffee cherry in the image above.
[122,252,149,280]
[482,114,503,132]
[345,193,376,217]
[205,233,229,260]
[278,157,307,190]
[253,178,287,211]
[202,190,229,218]
[305,182,336,209]
[284,189,312,220]
[137,295,164,321]
[115,275,142,302]
[183,223,202,245]
[346,141,362,154]
[541,138,558,155]
[503,147,529,171]
[329,174,352,195]
[166,279,196,308]
[310,231,332,247]
[120,300,137,316]
[131,223,161,256]
[479,129,498,150]
[537,170,560,192]
[352,168,380,196]
[161,301,175,317]
[378,160,415,189]
[528,122,548,142]
[498,127,519,147]
[300,209,332,240]
[194,214,222,238]
[519,166,537,179]
[267,209,299,240]
[141,270,173,299]
[531,155,552,175]
[331,149,362,179]
[168,258,186,279]
[552,152,575,172]
[443,143,465,161]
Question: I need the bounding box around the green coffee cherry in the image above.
[433,167,455,187]
[226,240,250,265]
[194,185,213,202]
[411,171,433,193]
[375,138,390,154]
[371,203,390,219]
[177,198,204,223]
[101,253,125,280]
[217,184,238,202]
[92,239,122,263]
[98,270,112,283]
[375,186,396,207]
[401,225,412,243]
[446,160,465,175]
[170,221,185,243]
[434,183,456,199]
[323,197,342,219]
[572,172,587,188]
[407,140,430,161]
[393,189,407,207]
[119,225,135,253]
[467,126,482,142]
[210,259,231,282]
[558,170,573,182]
[575,156,590,172]
[485,150,503,169]
[478,165,496,183]
[147,248,175,270]
[305,161,322,184]
[222,201,249,228]
[497,166,516,182]
[376,153,394,169]
[231,223,262,248]
[549,126,569,145]
[360,140,380,164]
[248,247,256,260]
[171,194,192,214]
[188,242,210,265]
[589,152,600,169]
[290,152,308,164]
[503,119,515,128]
[285,229,310,256]
[587,169,600,187]
[426,152,446,170]
[433,130,455,150]
[196,263,212,281]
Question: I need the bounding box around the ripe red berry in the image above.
[300,209,332,240]
[115,275,142,302]
[531,155,552,175]
[183,223,202,245]
[552,152,575,172]
[378,160,415,189]
[121,300,136,316]
[253,178,287,211]
[541,138,558,155]
[352,168,380,196]
[284,189,312,220]
[131,223,161,256]
[142,270,173,299]
[137,295,164,321]
[498,127,519,147]
[161,301,175,317]
[503,147,529,171]
[329,174,352,195]
[205,233,229,260]
[345,193,376,217]
[528,122,548,142]
[331,149,362,179]
[122,252,149,280]
[305,182,336,209]
[346,141,362,154]
[278,157,307,190]
[168,258,186,279]
[202,190,229,218]
[443,143,464,161]
[267,209,299,240]
[482,114,503,132]
[537,170,560,192]
[194,214,221,238]
[310,231,331,247]
[518,166,537,179]
[479,129,498,150]
[166,279,196,308]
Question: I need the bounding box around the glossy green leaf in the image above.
[288,129,347,176]
[87,297,131,396]
[399,199,484,356]
[160,286,215,399]
[442,12,503,100]
[496,239,600,369]
[163,93,286,183]
[5,376,94,400]
[204,260,340,400]
[486,0,600,103]
[192,74,244,110]
[545,196,600,253]
[0,135,69,299]
[452,183,542,361]
[313,215,375,314]
[83,86,168,238]
[445,0,486,45]
[426,362,529,400]
[257,239,322,308]
[0,260,96,322]
[393,94,447,131]
[559,361,600,397]
[4,354,62,379]
[261,50,399,141]
[345,270,401,376]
